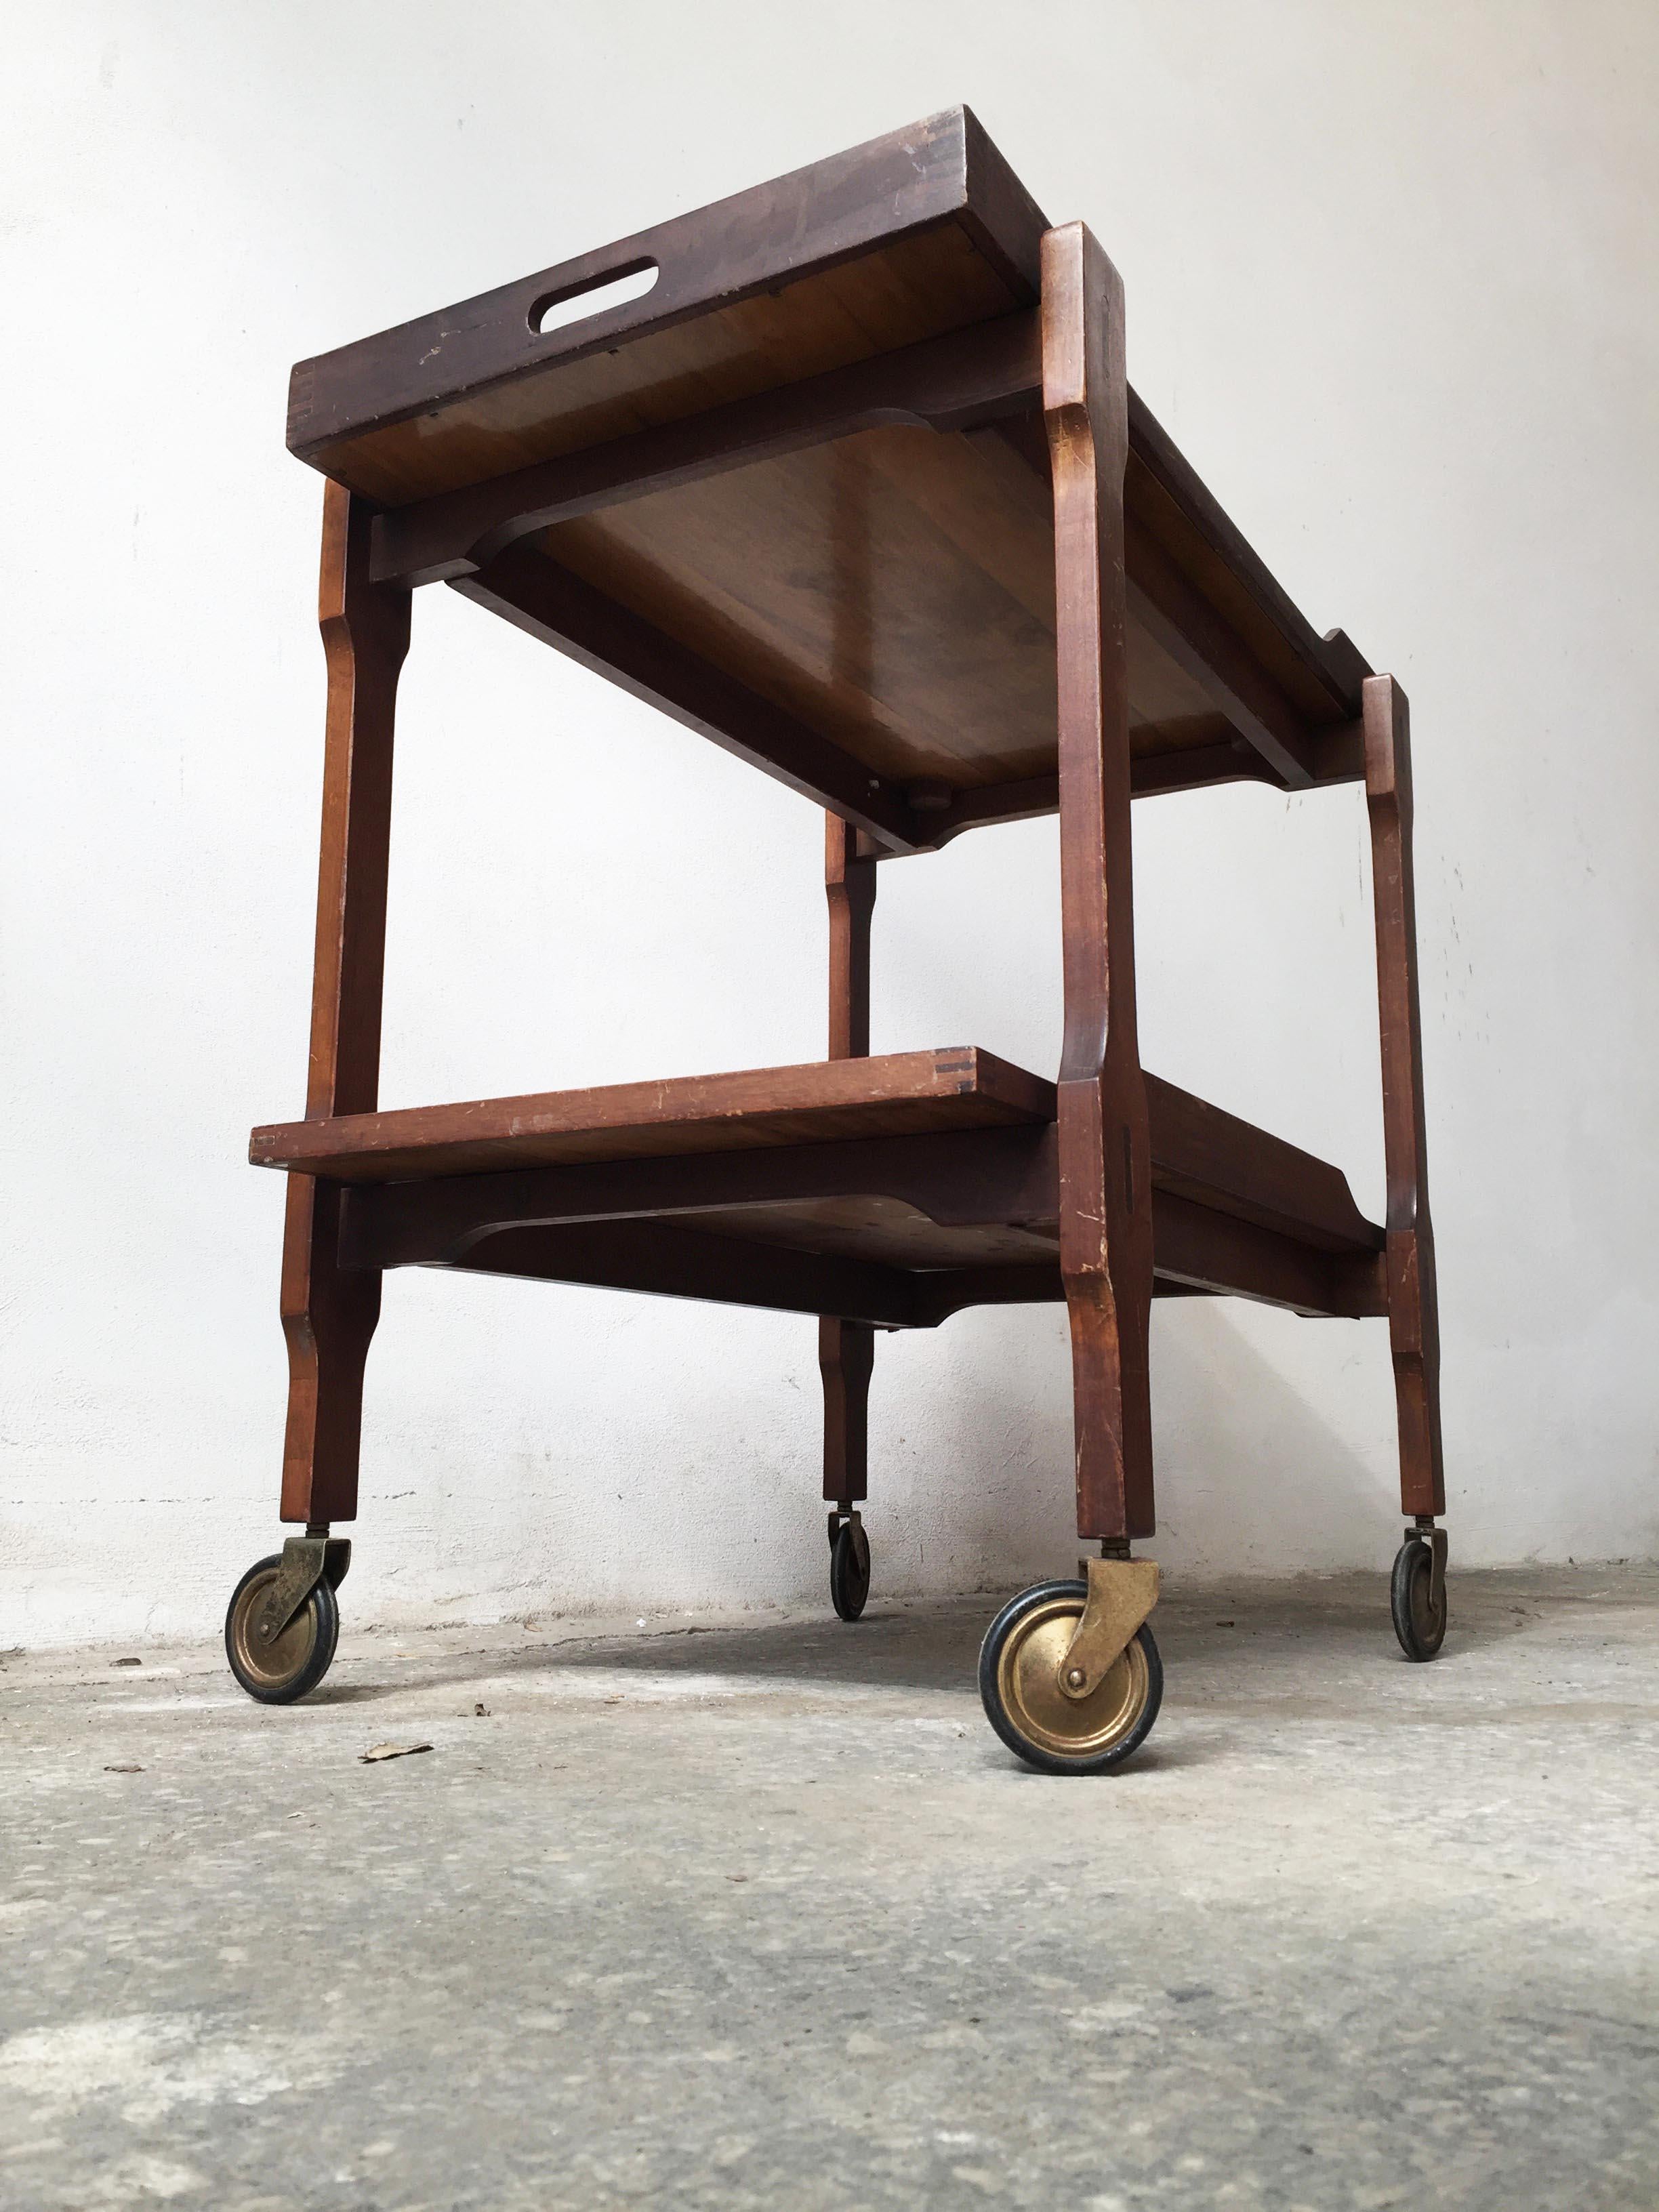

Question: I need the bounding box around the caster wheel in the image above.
[830,1517,871,1622]
[225,1554,340,1704]
[1391,1538,1446,1661]
[979,1580,1162,1774]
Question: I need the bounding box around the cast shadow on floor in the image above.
[306,1568,1541,1711]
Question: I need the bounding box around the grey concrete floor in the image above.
[3,1565,1658,2211]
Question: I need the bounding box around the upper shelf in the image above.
[288,108,1373,848]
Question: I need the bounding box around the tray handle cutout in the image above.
[531,260,659,337]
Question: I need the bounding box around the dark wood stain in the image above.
[260,108,1441,1561]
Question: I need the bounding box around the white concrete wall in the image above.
[5,1,1656,1645]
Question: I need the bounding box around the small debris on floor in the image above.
[1216,1619,1236,1628]
[360,1742,434,1764]
[726,1874,748,1883]
[112,1657,142,1667]
[473,1702,490,1717]
[104,1763,143,1774]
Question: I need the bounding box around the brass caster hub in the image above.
[979,1580,1162,1774]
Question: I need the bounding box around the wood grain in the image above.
[251,1048,1056,1182]
[328,1084,1379,1265]
[290,109,1044,495]
[254,117,1437,1573]
[1045,221,1157,1545]
[278,484,409,1524]
[291,108,1372,832]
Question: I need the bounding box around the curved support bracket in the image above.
[1057,1555,1160,1700]
[254,1534,353,1647]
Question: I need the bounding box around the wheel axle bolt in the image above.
[1065,1666,1086,1689]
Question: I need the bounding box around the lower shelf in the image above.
[253,1048,1387,1325]
[251,1048,1053,1180]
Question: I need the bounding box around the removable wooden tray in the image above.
[287,108,1372,853]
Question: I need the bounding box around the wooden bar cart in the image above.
[227,110,1446,1771]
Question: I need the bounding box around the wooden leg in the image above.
[819,811,879,1509]
[279,1179,381,1522]
[824,810,876,1063]
[1364,675,1446,1519]
[278,483,411,1525]
[1043,222,1155,1544]
[819,1316,875,1509]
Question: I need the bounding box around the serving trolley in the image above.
[226,110,1446,1771]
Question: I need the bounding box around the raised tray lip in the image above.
[287,104,1050,468]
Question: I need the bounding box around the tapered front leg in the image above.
[1042,223,1155,1543]
[1364,676,1446,1521]
[278,483,410,1524]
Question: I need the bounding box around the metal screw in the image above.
[1065,1666,1086,1689]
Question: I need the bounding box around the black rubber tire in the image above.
[979,1579,1163,1775]
[1391,1538,1446,1662]
[830,1520,871,1622]
[224,1553,341,1705]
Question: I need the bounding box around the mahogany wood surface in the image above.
[824,813,877,1063]
[330,1092,1380,1257]
[258,119,1443,1562]
[255,1048,1380,1268]
[1364,676,1446,1517]
[368,312,1044,589]
[336,1127,1065,1270]
[277,485,409,1523]
[451,541,928,853]
[820,1300,876,1504]
[291,110,1370,840]
[251,1048,1055,1181]
[450,1218,926,1330]
[1044,223,1155,1544]
[820,812,881,1507]
[414,1201,1382,1330]
[289,110,1046,494]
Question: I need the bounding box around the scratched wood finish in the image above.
[278,483,410,1524]
[251,1048,1055,1181]
[255,1040,1382,1303]
[1364,676,1446,1517]
[1044,222,1156,1545]
[290,110,1046,498]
